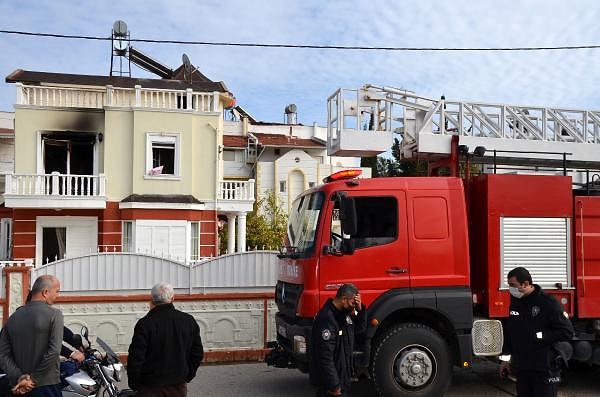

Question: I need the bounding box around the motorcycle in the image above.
[61,326,135,397]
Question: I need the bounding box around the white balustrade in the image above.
[219,179,255,201]
[5,173,106,197]
[16,83,221,113]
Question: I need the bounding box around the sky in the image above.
[1,0,600,126]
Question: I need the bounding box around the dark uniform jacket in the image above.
[127,303,204,390]
[310,299,367,393]
[503,284,574,372]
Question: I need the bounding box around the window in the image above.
[309,182,316,188]
[122,221,133,252]
[190,222,200,260]
[42,227,66,263]
[279,181,287,193]
[146,134,179,177]
[223,149,236,161]
[332,196,397,249]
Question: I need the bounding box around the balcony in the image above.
[217,179,255,212]
[16,83,220,113]
[3,172,106,209]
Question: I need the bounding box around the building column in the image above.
[227,214,237,254]
[237,212,247,253]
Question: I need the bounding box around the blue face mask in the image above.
[509,286,524,299]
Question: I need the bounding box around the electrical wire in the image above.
[1,29,600,52]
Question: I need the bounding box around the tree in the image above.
[219,190,288,253]
[361,138,428,177]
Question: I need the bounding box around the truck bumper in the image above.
[271,312,312,372]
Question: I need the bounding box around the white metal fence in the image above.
[31,251,279,295]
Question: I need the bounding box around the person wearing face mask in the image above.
[310,283,366,397]
[499,267,574,397]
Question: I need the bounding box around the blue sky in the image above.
[1,0,600,125]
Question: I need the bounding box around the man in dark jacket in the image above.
[127,282,204,397]
[500,267,574,397]
[311,283,367,397]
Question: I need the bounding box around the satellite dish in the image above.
[182,53,192,82]
[113,20,128,37]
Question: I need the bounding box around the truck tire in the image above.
[371,323,452,397]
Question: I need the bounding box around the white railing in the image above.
[17,84,105,108]
[4,172,106,197]
[219,179,255,201]
[16,83,220,113]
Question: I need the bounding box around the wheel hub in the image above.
[395,347,434,388]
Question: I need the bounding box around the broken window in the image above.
[42,132,95,175]
[42,132,96,194]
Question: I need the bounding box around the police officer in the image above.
[499,267,574,397]
[310,283,366,397]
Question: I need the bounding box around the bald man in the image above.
[0,275,63,397]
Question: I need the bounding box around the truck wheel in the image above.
[371,323,452,397]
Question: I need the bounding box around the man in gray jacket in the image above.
[0,275,63,397]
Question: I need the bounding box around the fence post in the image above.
[3,262,31,322]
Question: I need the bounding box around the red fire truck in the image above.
[268,86,600,397]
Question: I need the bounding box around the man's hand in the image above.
[327,386,342,396]
[12,374,35,395]
[499,361,511,378]
[70,350,85,363]
[354,293,362,310]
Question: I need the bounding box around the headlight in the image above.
[293,335,306,355]
[80,383,99,393]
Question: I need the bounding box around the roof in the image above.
[121,194,202,204]
[223,133,325,149]
[0,128,14,137]
[6,69,230,93]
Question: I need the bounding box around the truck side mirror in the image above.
[339,196,357,236]
[341,238,355,255]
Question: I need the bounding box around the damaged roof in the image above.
[223,132,324,149]
[6,69,230,93]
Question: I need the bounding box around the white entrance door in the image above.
[288,170,305,210]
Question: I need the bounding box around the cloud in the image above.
[1,0,599,125]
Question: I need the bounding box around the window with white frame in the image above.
[122,221,133,252]
[280,180,287,193]
[146,134,179,177]
[190,221,200,261]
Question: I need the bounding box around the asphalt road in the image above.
[119,358,600,396]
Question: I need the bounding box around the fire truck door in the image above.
[319,191,409,305]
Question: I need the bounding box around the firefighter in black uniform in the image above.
[500,267,574,397]
[310,283,366,397]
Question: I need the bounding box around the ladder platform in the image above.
[327,129,392,157]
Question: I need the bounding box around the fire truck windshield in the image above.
[285,191,324,257]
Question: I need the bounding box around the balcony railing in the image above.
[16,83,220,113]
[219,179,255,201]
[5,172,106,197]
